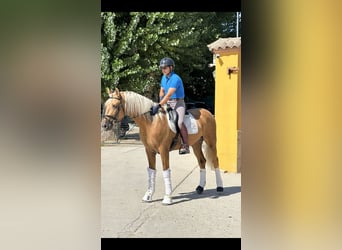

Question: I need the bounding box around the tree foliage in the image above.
[101,12,241,104]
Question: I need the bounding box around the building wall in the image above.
[214,48,241,172]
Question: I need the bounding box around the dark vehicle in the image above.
[119,116,130,137]
[102,103,130,138]
[186,102,214,114]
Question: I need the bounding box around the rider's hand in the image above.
[150,104,161,116]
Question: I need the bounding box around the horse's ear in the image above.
[106,87,111,95]
[114,87,120,94]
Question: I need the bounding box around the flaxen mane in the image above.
[123,91,154,118]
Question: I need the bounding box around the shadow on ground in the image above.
[150,186,241,205]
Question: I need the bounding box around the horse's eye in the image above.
[112,104,118,108]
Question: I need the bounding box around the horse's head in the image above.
[101,88,125,131]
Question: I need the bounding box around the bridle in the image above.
[104,95,123,123]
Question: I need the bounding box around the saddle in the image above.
[164,105,198,150]
[166,105,180,133]
[165,106,180,149]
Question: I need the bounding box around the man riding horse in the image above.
[150,57,190,154]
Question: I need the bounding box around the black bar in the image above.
[101,0,241,12]
[102,238,241,249]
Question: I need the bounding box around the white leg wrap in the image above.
[162,194,172,205]
[199,168,206,187]
[162,169,172,205]
[215,168,223,187]
[147,167,156,193]
[142,167,156,202]
[162,169,172,195]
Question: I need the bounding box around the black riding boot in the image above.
[179,123,190,154]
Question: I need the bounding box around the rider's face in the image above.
[161,66,171,75]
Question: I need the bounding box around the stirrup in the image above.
[179,144,190,154]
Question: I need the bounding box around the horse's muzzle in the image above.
[101,119,113,131]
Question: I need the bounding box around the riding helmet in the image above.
[159,57,175,69]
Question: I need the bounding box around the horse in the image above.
[101,88,224,205]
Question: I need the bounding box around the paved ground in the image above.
[101,126,241,238]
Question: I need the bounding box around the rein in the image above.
[130,110,152,119]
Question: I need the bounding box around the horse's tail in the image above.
[203,142,216,171]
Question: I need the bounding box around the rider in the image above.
[150,57,190,154]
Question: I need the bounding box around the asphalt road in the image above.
[101,130,241,238]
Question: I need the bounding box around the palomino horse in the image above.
[101,88,223,205]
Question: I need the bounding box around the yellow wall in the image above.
[214,49,241,172]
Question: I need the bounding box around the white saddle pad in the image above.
[167,113,198,134]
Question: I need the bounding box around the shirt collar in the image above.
[166,71,174,79]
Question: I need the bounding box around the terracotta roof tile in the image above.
[207,37,241,52]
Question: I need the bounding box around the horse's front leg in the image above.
[191,139,207,194]
[142,148,157,202]
[159,147,172,205]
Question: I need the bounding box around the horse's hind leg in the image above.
[214,168,224,192]
[192,138,206,194]
[142,149,157,202]
[203,134,224,193]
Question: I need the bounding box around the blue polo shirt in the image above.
[160,72,185,99]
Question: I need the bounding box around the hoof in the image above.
[162,195,172,205]
[216,186,224,192]
[196,185,204,194]
[142,191,153,202]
